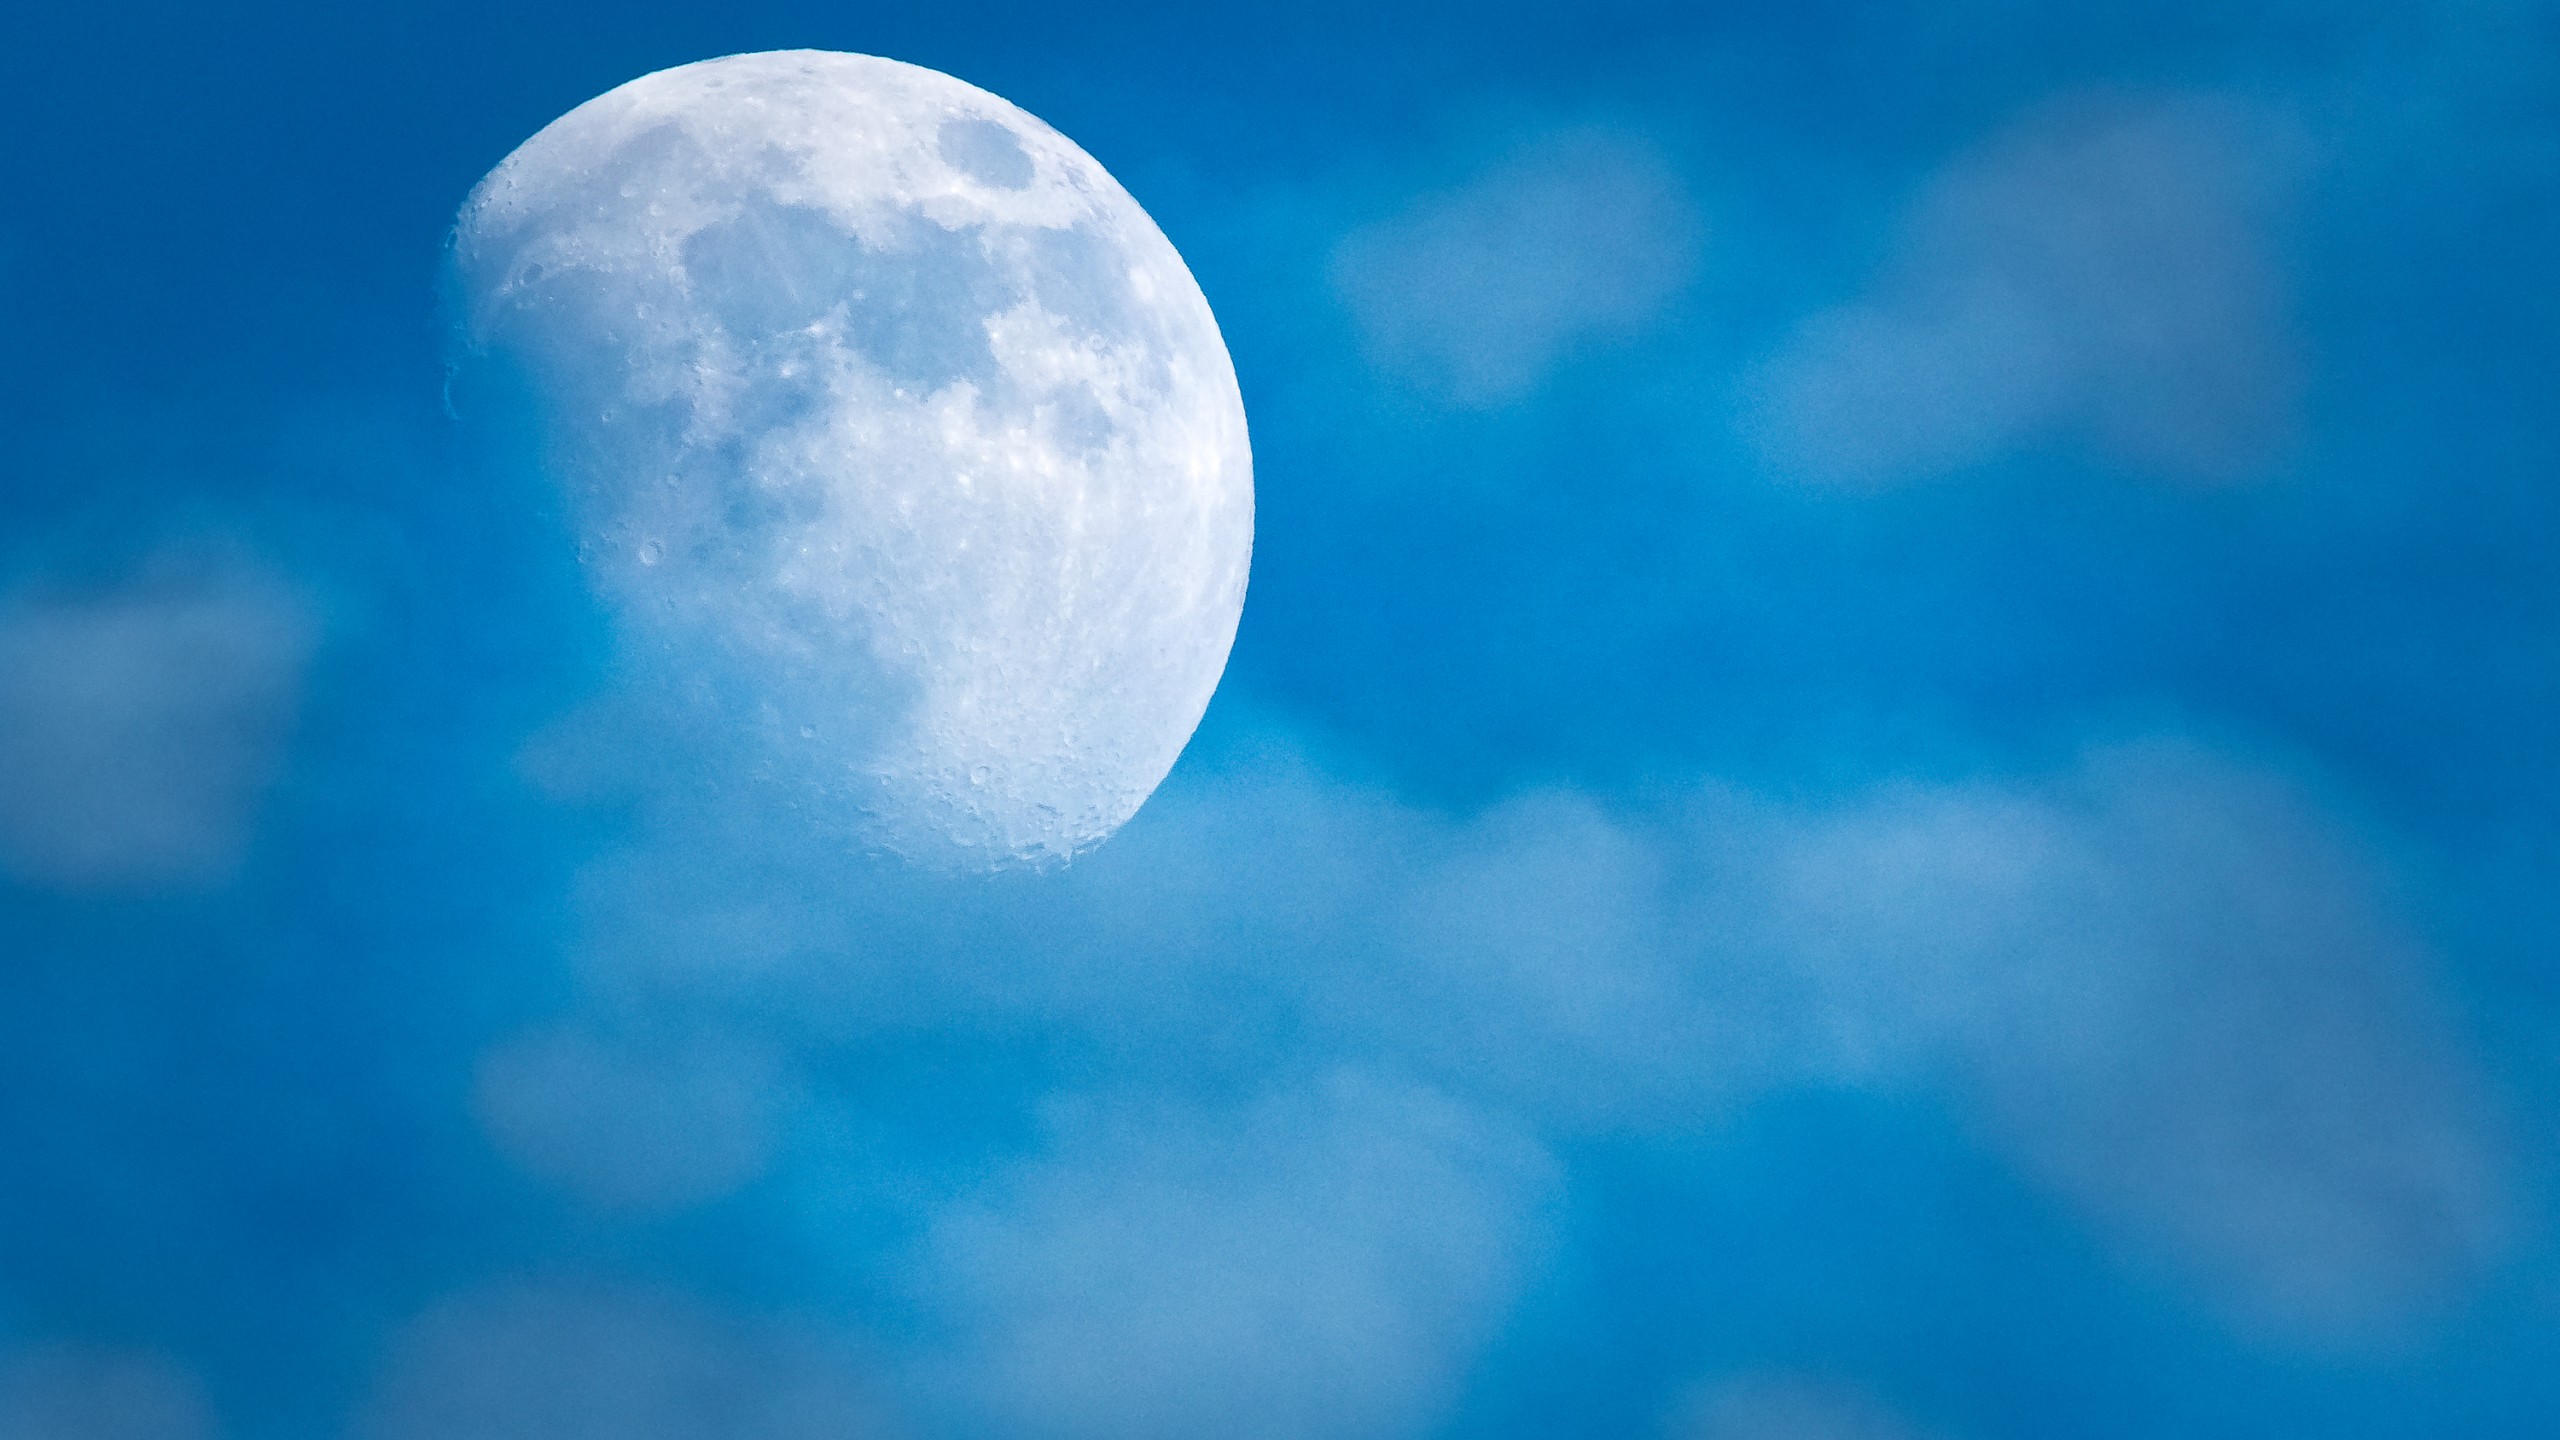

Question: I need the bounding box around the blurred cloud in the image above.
[0,1344,217,1440]
[473,1024,787,1212]
[357,1280,888,1440]
[1670,1372,1935,1440]
[1375,788,1754,1131]
[0,548,316,892]
[7,2,2560,1435]
[1745,92,2299,486]
[542,708,2508,1352]
[909,1069,1559,1440]
[1330,126,1704,405]
[1760,740,2513,1338]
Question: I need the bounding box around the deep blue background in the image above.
[4,3,2559,1438]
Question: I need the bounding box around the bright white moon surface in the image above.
[449,51,1252,870]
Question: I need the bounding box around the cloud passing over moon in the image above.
[20,8,2560,1438]
[448,51,1253,869]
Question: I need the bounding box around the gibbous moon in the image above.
[449,51,1252,869]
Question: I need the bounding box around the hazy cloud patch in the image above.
[1361,786,1776,1132]
[909,1069,1560,1440]
[472,1024,788,1212]
[1331,127,1704,406]
[1762,740,2514,1338]
[532,717,2510,1351]
[1746,92,2299,486]
[1670,1372,1937,1440]
[0,548,316,892]
[358,1280,889,1440]
[0,1345,217,1440]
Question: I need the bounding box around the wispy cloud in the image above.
[909,1069,1558,1440]
[1745,92,2299,487]
[1757,740,2513,1337]
[0,548,316,892]
[357,1281,889,1440]
[6,2,2558,1435]
[1671,1372,1937,1440]
[0,1344,217,1440]
[520,706,2508,1364]
[1330,127,1705,406]
[473,1024,788,1212]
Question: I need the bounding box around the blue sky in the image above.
[4,2,2560,1437]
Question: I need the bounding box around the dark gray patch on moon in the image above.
[840,217,1011,391]
[684,205,1014,394]
[1025,227,1110,331]
[683,204,860,339]
[1042,386,1115,454]
[1017,223,1175,397]
[938,116,1034,190]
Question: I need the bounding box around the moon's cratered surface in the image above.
[449,50,1252,869]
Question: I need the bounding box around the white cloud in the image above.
[909,1069,1560,1440]
[357,1280,888,1440]
[1746,92,2298,486]
[0,1344,217,1440]
[0,549,316,891]
[472,1025,787,1212]
[1330,127,1704,405]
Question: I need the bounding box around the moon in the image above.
[448,51,1252,870]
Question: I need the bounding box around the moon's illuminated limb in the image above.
[449,51,1252,869]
